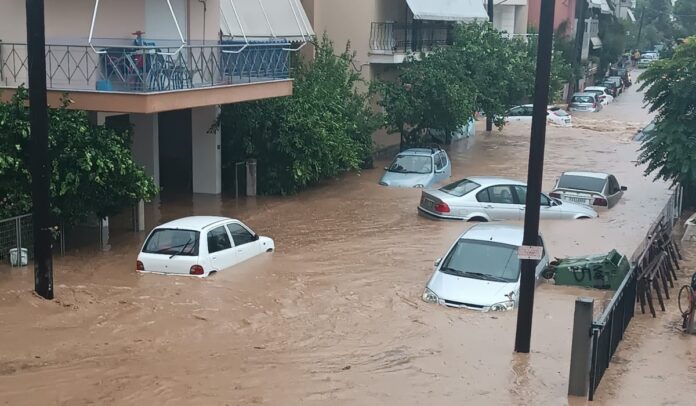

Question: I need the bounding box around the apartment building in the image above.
[1,0,312,200]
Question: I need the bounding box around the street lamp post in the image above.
[486,0,494,132]
[26,0,54,300]
[514,0,555,353]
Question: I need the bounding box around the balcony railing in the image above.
[369,22,453,53]
[0,40,291,93]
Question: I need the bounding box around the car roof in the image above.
[584,86,607,90]
[513,104,557,109]
[399,148,438,156]
[572,92,597,97]
[155,216,233,231]
[561,171,609,179]
[460,223,526,247]
[466,176,526,186]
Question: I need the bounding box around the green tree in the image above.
[597,16,627,73]
[629,0,674,49]
[0,88,158,222]
[674,0,696,37]
[378,22,541,149]
[637,39,696,203]
[218,34,381,195]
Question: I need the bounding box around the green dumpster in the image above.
[550,249,630,290]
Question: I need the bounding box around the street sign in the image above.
[518,245,544,260]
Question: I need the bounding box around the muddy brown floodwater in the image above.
[0,84,683,405]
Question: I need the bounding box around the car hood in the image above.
[380,171,434,187]
[427,270,519,308]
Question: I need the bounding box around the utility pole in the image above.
[26,0,54,300]
[486,0,494,132]
[572,0,587,101]
[514,0,555,354]
[635,6,646,49]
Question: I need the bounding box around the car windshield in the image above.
[643,122,655,133]
[572,96,594,104]
[440,178,481,197]
[143,229,200,256]
[549,107,569,116]
[557,174,606,193]
[440,239,520,283]
[387,154,432,174]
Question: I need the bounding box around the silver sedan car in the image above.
[550,171,627,209]
[418,176,598,221]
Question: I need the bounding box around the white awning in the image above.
[405,0,489,22]
[590,36,603,49]
[600,0,612,14]
[220,0,314,41]
[626,8,636,22]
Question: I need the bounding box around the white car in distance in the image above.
[505,104,572,127]
[137,216,274,277]
[583,86,614,105]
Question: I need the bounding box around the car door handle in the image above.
[484,205,493,208]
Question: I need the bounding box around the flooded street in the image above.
[0,84,683,405]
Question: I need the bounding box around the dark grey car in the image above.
[569,92,602,113]
[550,171,627,209]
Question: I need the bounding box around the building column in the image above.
[131,113,160,189]
[191,106,222,194]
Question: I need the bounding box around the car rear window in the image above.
[572,96,594,104]
[143,229,199,256]
[557,175,606,193]
[440,178,481,197]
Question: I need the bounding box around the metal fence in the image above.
[588,266,638,400]
[586,186,683,400]
[0,214,33,266]
[369,21,452,53]
[1,40,291,93]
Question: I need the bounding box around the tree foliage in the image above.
[637,39,696,195]
[0,88,158,222]
[378,22,571,149]
[627,0,675,50]
[218,34,381,195]
[675,0,696,37]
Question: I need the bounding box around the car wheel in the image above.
[468,216,488,222]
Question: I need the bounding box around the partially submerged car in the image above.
[379,146,451,188]
[137,216,274,277]
[505,104,572,127]
[583,86,614,105]
[422,223,550,311]
[550,171,627,208]
[637,58,653,69]
[569,92,603,113]
[418,176,598,221]
[633,120,655,142]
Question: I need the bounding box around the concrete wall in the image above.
[0,0,219,43]
[527,0,577,33]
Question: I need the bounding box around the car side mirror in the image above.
[253,234,260,241]
[384,166,388,171]
[434,258,442,267]
[621,186,628,191]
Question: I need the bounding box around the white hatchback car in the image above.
[422,224,549,311]
[137,216,274,277]
[505,104,572,127]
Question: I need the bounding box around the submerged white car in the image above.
[137,216,274,277]
[418,176,598,221]
[422,224,549,311]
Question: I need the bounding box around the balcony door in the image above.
[159,109,193,195]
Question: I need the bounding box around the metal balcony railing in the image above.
[0,40,291,93]
[369,22,453,53]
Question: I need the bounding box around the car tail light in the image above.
[592,102,597,109]
[190,265,204,275]
[434,202,450,213]
[593,197,608,207]
[136,260,144,271]
[549,192,561,198]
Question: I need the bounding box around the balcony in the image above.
[0,40,294,113]
[368,21,453,64]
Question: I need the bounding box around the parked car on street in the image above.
[637,58,653,69]
[568,92,603,113]
[428,117,476,144]
[606,76,625,94]
[421,223,550,311]
[379,146,451,188]
[633,120,655,142]
[550,171,627,208]
[417,176,598,221]
[583,86,614,105]
[610,67,632,87]
[599,80,620,97]
[505,105,572,127]
[137,216,274,277]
